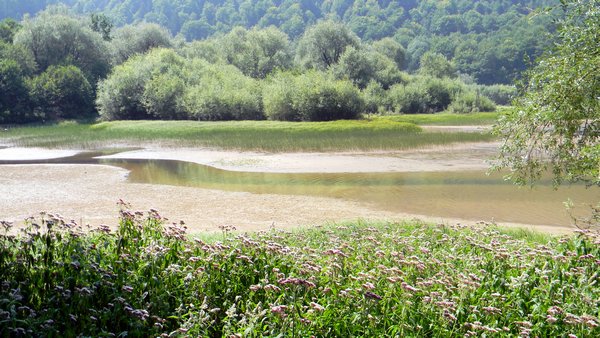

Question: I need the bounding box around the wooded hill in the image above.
[1,0,557,84]
[0,1,565,124]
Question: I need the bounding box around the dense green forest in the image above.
[0,0,559,124]
[1,0,557,83]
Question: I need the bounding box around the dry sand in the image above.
[98,142,499,173]
[0,147,80,160]
[0,144,578,235]
[0,164,412,233]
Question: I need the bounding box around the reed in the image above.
[1,118,495,152]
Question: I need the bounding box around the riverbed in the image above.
[0,145,596,234]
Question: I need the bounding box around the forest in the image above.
[0,0,557,124]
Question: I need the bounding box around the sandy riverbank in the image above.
[0,147,81,160]
[97,142,499,173]
[0,164,427,233]
[0,143,581,235]
[0,162,576,235]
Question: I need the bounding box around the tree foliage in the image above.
[0,3,516,123]
[182,60,264,121]
[493,0,600,187]
[96,48,263,121]
[0,18,20,43]
[0,59,32,123]
[219,26,292,78]
[29,64,94,120]
[1,1,557,85]
[418,51,457,79]
[371,37,406,70]
[90,13,113,41]
[264,70,364,121]
[13,10,110,83]
[96,48,185,120]
[296,20,360,70]
[110,22,174,65]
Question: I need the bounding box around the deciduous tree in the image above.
[296,20,360,70]
[493,0,599,188]
[13,11,110,83]
[111,22,173,65]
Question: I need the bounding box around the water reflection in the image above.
[102,158,597,227]
[1,151,597,227]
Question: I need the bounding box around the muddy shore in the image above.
[0,145,577,235]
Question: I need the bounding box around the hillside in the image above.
[1,0,557,84]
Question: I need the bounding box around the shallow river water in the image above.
[1,151,597,227]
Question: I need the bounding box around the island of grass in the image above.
[1,209,598,337]
[1,112,497,152]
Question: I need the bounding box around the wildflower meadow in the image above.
[1,203,598,337]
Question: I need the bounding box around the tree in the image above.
[0,59,33,123]
[493,0,599,189]
[0,18,21,43]
[180,19,215,41]
[372,37,406,70]
[28,65,95,120]
[0,41,37,76]
[296,20,360,70]
[333,46,375,89]
[263,70,364,121]
[182,61,264,121]
[418,51,457,79]
[90,13,113,41]
[219,26,291,78]
[111,22,173,64]
[96,48,183,120]
[13,10,110,83]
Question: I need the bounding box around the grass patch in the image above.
[378,110,502,126]
[1,119,495,152]
[2,209,598,337]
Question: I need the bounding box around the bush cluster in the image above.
[2,11,507,124]
[264,71,364,121]
[96,49,263,121]
[1,209,599,336]
[386,76,495,114]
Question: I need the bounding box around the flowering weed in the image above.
[1,210,598,337]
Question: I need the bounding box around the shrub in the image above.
[294,71,364,121]
[0,59,34,124]
[362,80,391,114]
[263,71,364,121]
[262,72,300,121]
[388,81,430,114]
[448,90,496,113]
[182,61,264,121]
[478,84,517,105]
[28,65,94,120]
[388,76,463,114]
[142,72,187,119]
[96,48,185,120]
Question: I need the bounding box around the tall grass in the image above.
[1,209,598,337]
[1,119,495,152]
[378,111,502,126]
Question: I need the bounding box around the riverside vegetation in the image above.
[0,2,527,125]
[1,205,598,337]
[1,116,496,152]
[1,1,598,336]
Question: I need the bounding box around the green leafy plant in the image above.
[1,208,599,336]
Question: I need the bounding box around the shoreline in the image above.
[0,144,581,235]
[0,165,577,236]
[0,142,500,174]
